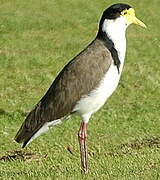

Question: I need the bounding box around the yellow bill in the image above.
[132,16,146,28]
[121,8,146,28]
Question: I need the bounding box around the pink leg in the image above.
[78,122,88,173]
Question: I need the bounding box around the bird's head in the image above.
[97,3,146,37]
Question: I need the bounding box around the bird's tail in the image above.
[14,105,43,148]
[14,121,27,143]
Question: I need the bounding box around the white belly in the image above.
[73,62,123,117]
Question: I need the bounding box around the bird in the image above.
[15,3,146,173]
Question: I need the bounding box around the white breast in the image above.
[73,16,127,122]
[73,61,124,119]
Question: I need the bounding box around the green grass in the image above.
[0,0,160,179]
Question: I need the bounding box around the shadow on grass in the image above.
[0,108,28,117]
[105,136,160,157]
[0,150,47,162]
[120,136,160,150]
[1,137,160,163]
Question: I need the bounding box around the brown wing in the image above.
[15,38,112,144]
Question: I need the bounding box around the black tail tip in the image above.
[22,142,27,148]
[14,136,28,149]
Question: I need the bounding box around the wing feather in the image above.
[15,39,112,144]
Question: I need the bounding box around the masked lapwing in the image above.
[15,3,146,173]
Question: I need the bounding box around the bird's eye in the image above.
[121,11,127,16]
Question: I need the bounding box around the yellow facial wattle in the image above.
[121,8,146,28]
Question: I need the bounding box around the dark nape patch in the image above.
[0,150,47,162]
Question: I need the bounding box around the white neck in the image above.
[102,16,127,68]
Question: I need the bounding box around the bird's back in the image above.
[15,38,112,145]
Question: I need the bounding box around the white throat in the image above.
[72,17,129,121]
[102,16,127,67]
